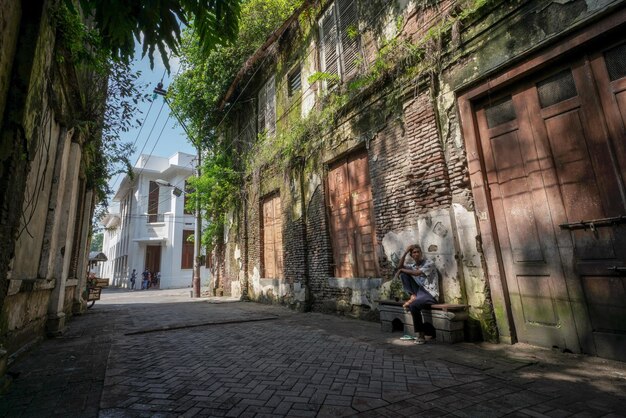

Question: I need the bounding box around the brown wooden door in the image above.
[327,151,378,278]
[475,51,626,359]
[146,245,161,278]
[262,194,283,278]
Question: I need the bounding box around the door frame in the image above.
[457,8,626,348]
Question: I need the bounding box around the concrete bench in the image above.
[379,300,469,343]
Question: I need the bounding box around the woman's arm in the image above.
[399,267,422,275]
[397,247,422,275]
[397,248,409,271]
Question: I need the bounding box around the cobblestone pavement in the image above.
[1,288,625,417]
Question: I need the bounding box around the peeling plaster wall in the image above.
[0,0,100,356]
[0,0,21,128]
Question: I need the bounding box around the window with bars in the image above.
[318,0,360,86]
[485,96,516,128]
[258,75,276,137]
[604,43,626,81]
[536,69,577,108]
[181,230,194,269]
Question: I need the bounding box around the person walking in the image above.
[129,269,137,290]
[141,269,150,290]
[397,245,439,344]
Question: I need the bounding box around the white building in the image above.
[100,152,211,290]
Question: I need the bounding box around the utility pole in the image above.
[192,149,202,297]
[153,82,202,297]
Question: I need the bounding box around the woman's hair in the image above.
[409,244,422,252]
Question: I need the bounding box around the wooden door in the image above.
[262,194,283,279]
[327,151,378,278]
[585,44,626,360]
[146,245,161,278]
[475,51,626,359]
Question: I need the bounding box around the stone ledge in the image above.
[379,299,468,343]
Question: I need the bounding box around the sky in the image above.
[106,47,196,208]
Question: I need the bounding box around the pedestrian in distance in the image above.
[397,244,439,344]
[130,269,137,290]
[142,269,150,290]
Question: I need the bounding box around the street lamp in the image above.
[155,179,183,197]
[153,83,202,298]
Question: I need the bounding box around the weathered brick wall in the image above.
[246,172,261,296]
[282,173,307,302]
[222,208,241,297]
[305,180,346,312]
[405,94,451,212]
[367,91,451,278]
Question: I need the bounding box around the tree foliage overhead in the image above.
[74,0,243,72]
[169,0,302,146]
[170,0,303,248]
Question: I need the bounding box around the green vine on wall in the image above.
[243,0,498,176]
[174,0,498,248]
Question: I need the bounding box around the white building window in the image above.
[257,75,276,137]
[319,0,359,85]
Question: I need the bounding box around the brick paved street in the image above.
[1,289,625,417]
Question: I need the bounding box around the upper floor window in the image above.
[319,0,359,85]
[148,181,159,223]
[288,66,302,97]
[258,75,276,137]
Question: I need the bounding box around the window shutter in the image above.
[257,83,266,136]
[257,76,276,137]
[288,67,301,97]
[319,5,339,81]
[266,75,276,137]
[338,0,359,80]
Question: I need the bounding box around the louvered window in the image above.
[288,66,301,97]
[257,75,276,137]
[319,0,360,85]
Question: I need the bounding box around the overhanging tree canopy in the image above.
[74,0,243,71]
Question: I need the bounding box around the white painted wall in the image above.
[101,152,211,290]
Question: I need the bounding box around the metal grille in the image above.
[537,70,577,108]
[485,97,516,128]
[288,67,301,97]
[604,43,626,81]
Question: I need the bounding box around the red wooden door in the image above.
[327,151,378,278]
[475,49,626,359]
[262,194,283,279]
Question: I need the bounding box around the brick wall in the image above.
[304,180,340,310]
[369,92,450,275]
